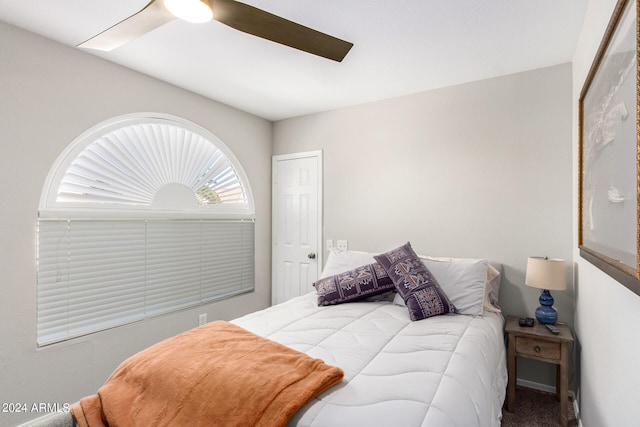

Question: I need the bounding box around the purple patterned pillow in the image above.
[313,262,395,306]
[374,242,455,321]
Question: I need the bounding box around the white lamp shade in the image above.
[525,257,566,291]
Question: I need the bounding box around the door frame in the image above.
[271,150,323,303]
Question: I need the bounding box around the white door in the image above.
[272,151,322,305]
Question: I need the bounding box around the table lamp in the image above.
[525,256,566,325]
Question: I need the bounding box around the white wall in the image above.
[0,22,272,426]
[572,1,640,426]
[274,64,574,388]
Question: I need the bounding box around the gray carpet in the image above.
[502,386,578,427]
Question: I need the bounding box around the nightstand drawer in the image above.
[515,337,561,361]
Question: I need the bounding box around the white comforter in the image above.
[233,292,507,427]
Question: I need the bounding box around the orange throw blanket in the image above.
[71,321,344,427]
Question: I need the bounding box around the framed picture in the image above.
[578,0,640,295]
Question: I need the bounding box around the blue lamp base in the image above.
[535,289,558,324]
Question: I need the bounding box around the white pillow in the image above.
[484,263,502,313]
[419,257,488,316]
[320,249,377,278]
[419,256,502,313]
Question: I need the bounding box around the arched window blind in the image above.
[37,114,255,345]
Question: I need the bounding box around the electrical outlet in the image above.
[326,239,334,250]
[198,313,207,326]
[336,240,348,251]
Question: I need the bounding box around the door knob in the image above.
[308,252,316,259]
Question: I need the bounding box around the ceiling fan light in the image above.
[164,0,213,23]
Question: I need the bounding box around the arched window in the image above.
[37,114,255,345]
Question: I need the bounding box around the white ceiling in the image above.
[0,1,588,121]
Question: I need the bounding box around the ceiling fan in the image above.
[77,0,353,62]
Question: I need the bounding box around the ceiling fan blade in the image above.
[212,0,353,62]
[78,0,175,51]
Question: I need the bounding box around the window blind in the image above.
[55,123,249,208]
[37,218,254,345]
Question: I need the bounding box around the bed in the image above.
[235,295,506,426]
[70,242,507,427]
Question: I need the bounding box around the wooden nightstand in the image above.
[505,315,573,427]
